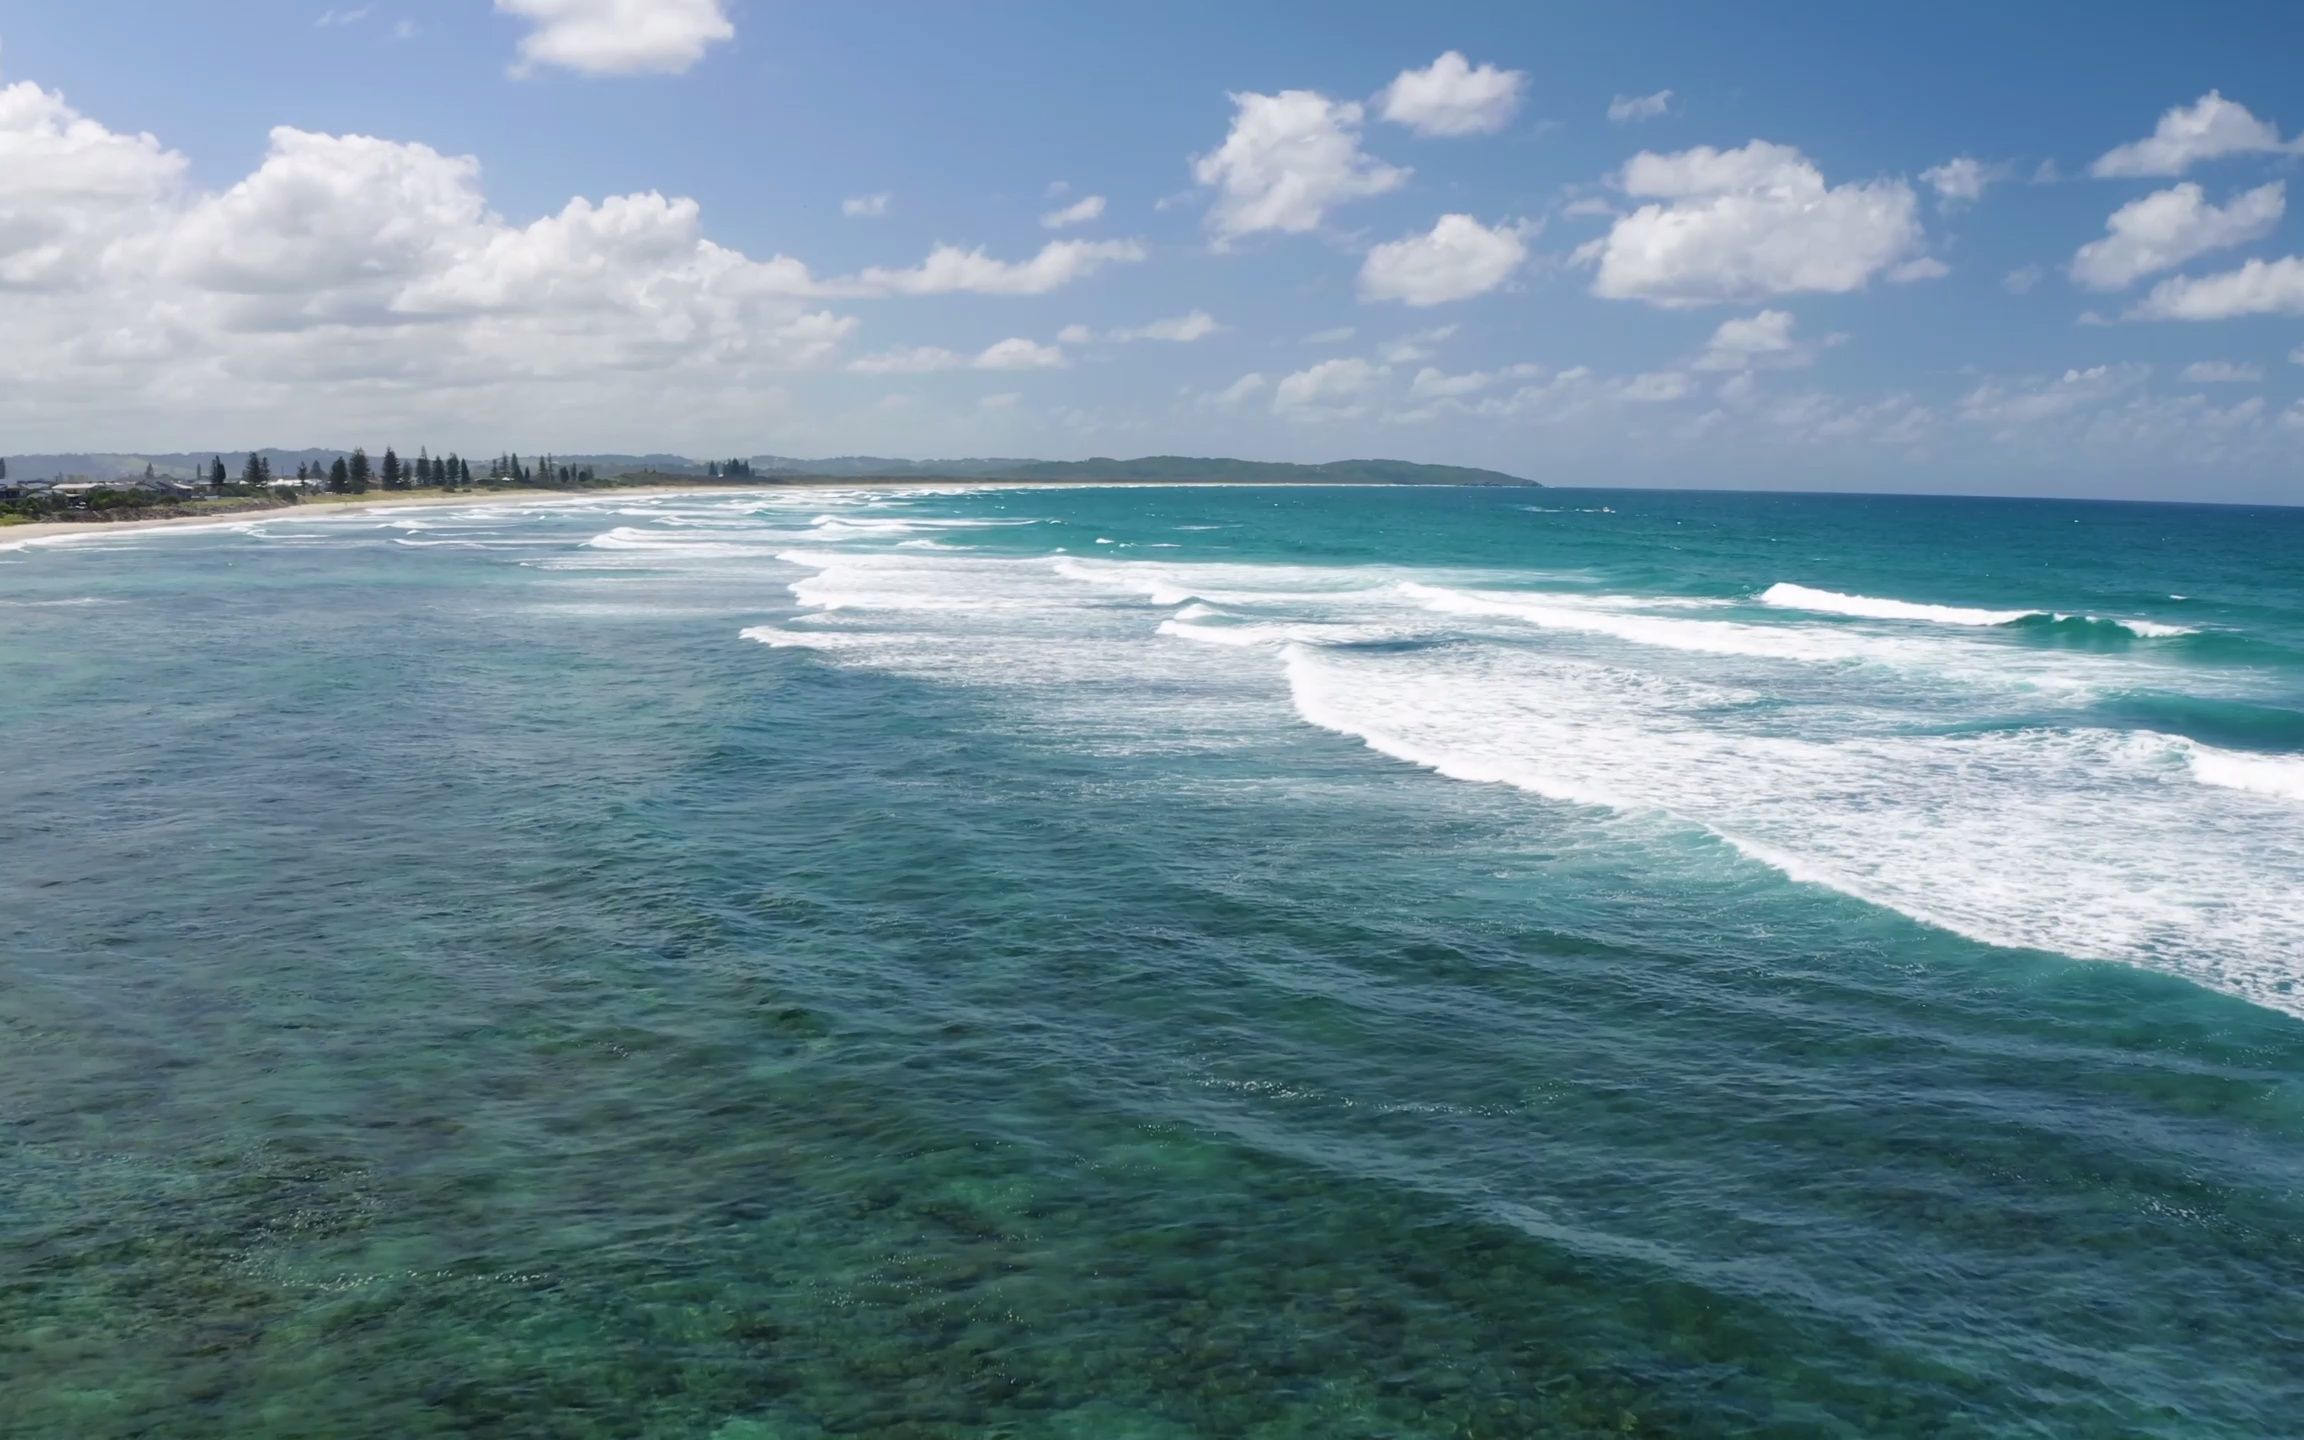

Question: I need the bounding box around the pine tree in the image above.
[459,457,473,487]
[211,457,227,492]
[329,457,350,493]
[243,452,263,485]
[0,459,9,482]
[380,448,402,490]
[348,447,372,494]
[144,462,156,480]
[708,461,720,478]
[259,456,273,484]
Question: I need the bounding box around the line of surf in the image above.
[1760,582,2193,639]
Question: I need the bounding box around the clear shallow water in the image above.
[4,484,2302,1438]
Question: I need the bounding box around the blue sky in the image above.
[4,1,2302,499]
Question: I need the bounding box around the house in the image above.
[43,475,197,506]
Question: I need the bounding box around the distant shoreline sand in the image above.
[0,477,1395,549]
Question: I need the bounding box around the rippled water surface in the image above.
[4,485,2302,1438]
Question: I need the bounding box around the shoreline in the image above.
[0,478,1426,549]
[0,482,919,548]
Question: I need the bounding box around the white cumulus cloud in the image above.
[1376,324,1458,364]
[497,0,735,77]
[0,72,188,288]
[1608,90,1674,124]
[1920,156,2000,206]
[847,337,1067,374]
[0,70,879,445]
[1193,90,1407,242]
[1203,372,1268,411]
[848,238,1146,296]
[1585,141,1924,306]
[1408,363,1544,399]
[1040,194,1106,229]
[1960,364,2147,427]
[1273,357,1386,419]
[974,336,1068,370]
[1357,214,1530,305]
[1070,310,1223,344]
[2130,256,2304,319]
[841,193,890,218]
[2091,91,2297,178]
[1693,309,1832,370]
[1379,52,1527,137]
[2180,360,2264,383]
[2070,181,2283,290]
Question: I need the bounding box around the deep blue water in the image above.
[4,484,2302,1438]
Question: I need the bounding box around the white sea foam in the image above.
[738,533,2304,1016]
[1400,581,1948,667]
[737,624,886,651]
[1278,640,2304,1014]
[1760,581,2195,638]
[1052,557,1200,605]
[0,519,265,551]
[1158,618,1273,647]
[1158,617,1399,649]
[2188,744,2304,802]
[1760,582,2028,627]
[584,526,797,558]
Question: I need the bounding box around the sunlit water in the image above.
[5,485,2302,1438]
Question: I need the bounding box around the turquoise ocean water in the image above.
[3,484,2302,1438]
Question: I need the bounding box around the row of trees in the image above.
[707,458,756,478]
[483,454,597,486]
[189,449,601,495]
[317,447,472,495]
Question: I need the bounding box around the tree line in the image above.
[197,449,598,495]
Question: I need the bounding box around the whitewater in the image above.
[706,495,2304,1021]
[8,481,2304,1437]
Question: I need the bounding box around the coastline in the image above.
[0,482,868,548]
[0,477,1425,549]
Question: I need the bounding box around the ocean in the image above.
[4,483,2301,1438]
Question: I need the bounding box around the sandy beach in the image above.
[0,481,947,549]
[0,477,1385,550]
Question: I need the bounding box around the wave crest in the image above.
[2188,745,2304,802]
[1761,582,2192,640]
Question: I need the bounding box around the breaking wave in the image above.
[1761,582,2194,640]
